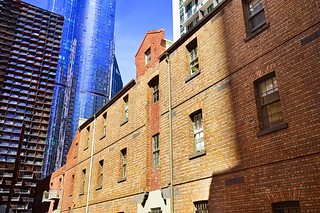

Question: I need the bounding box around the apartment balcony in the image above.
[48,189,61,200]
[182,0,223,28]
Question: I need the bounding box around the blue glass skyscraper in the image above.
[43,0,123,176]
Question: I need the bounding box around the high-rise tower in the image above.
[43,0,123,175]
[172,0,223,41]
[0,0,63,212]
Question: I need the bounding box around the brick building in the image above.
[35,0,320,212]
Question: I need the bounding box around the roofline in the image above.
[159,0,231,61]
[135,29,165,57]
[78,79,136,130]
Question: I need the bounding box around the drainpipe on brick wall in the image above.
[86,115,96,213]
[166,53,174,213]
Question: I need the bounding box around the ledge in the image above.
[95,186,102,191]
[244,23,270,42]
[185,71,201,83]
[83,146,88,151]
[257,122,288,136]
[120,119,128,126]
[117,177,126,183]
[79,193,84,196]
[189,149,206,160]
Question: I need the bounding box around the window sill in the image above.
[185,70,201,83]
[257,122,288,136]
[95,186,102,191]
[152,165,160,169]
[118,177,126,183]
[100,134,106,140]
[244,23,270,42]
[189,149,206,160]
[120,119,128,126]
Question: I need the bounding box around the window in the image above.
[80,169,86,195]
[255,72,284,130]
[120,148,127,179]
[245,0,266,33]
[145,48,151,64]
[84,126,90,149]
[191,111,204,152]
[70,174,75,196]
[150,207,162,213]
[124,95,129,121]
[74,143,78,158]
[152,81,159,103]
[272,201,300,213]
[97,160,103,188]
[194,201,208,213]
[186,38,199,74]
[102,113,107,137]
[152,134,160,168]
[148,75,160,103]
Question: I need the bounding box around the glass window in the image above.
[121,148,127,179]
[247,0,266,32]
[187,38,199,74]
[257,73,283,129]
[153,82,159,103]
[152,134,160,168]
[145,48,151,64]
[124,96,129,121]
[98,160,103,188]
[103,113,107,136]
[192,111,204,152]
[80,169,86,195]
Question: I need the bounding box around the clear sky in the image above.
[23,0,173,85]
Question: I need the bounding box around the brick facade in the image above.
[35,0,320,212]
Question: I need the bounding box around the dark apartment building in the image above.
[36,0,319,212]
[0,0,63,212]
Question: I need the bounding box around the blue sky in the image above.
[23,0,173,85]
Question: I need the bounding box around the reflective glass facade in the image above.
[43,0,122,176]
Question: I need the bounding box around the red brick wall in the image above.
[135,29,166,78]
[158,0,320,212]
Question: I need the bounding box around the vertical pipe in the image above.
[86,115,96,213]
[166,53,174,213]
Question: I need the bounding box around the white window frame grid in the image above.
[145,48,151,64]
[121,149,127,179]
[258,75,283,128]
[103,113,107,136]
[98,160,103,188]
[248,0,266,32]
[152,134,160,168]
[193,112,204,152]
[124,96,129,121]
[153,83,159,103]
[190,47,199,74]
